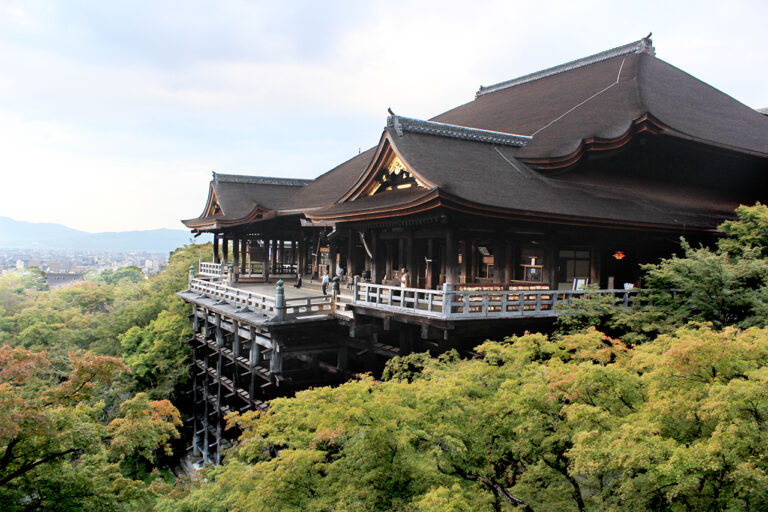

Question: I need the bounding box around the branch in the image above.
[0,448,83,487]
[452,467,534,512]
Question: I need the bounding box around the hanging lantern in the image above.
[612,251,626,260]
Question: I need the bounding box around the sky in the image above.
[0,0,766,232]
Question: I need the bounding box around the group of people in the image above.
[295,265,410,295]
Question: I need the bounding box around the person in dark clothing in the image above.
[293,273,302,288]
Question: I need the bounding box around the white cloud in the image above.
[0,0,766,231]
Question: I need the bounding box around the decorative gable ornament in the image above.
[367,157,426,196]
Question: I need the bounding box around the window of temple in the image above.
[557,248,591,290]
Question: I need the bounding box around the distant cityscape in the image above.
[0,247,169,280]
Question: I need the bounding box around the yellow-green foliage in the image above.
[160,326,768,511]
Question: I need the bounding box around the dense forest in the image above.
[3,205,768,511]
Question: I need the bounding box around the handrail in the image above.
[353,282,446,317]
[188,278,334,320]
[352,282,638,320]
[199,260,224,278]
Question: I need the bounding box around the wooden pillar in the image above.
[299,235,306,275]
[371,231,380,283]
[241,239,247,275]
[461,239,472,284]
[545,235,557,289]
[337,340,348,371]
[385,241,393,280]
[445,229,457,285]
[504,242,513,284]
[213,233,220,263]
[406,231,415,282]
[270,239,277,274]
[262,240,270,281]
[347,233,355,277]
[248,327,257,410]
[249,240,258,269]
[278,240,285,273]
[222,237,229,264]
[329,240,338,275]
[292,239,297,273]
[270,336,283,374]
[232,238,240,281]
[426,239,435,289]
[494,239,505,284]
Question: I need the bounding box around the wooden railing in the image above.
[199,261,224,278]
[353,282,446,317]
[188,278,333,320]
[445,288,636,319]
[352,282,637,320]
[199,261,298,277]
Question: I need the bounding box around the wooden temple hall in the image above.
[178,35,768,462]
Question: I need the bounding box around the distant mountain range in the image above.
[0,217,208,252]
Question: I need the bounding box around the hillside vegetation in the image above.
[3,204,768,511]
[0,244,208,510]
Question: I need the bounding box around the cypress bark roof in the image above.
[182,173,311,230]
[183,36,768,232]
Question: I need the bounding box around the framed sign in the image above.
[572,277,588,290]
[523,264,543,283]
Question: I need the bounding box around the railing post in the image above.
[275,280,285,321]
[189,265,195,287]
[442,283,452,319]
[353,275,359,305]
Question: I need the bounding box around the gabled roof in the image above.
[309,126,740,228]
[182,172,311,230]
[432,35,768,164]
[183,36,768,232]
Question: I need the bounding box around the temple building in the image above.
[183,35,768,291]
[179,36,768,462]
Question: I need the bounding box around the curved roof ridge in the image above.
[387,114,532,146]
[212,172,312,186]
[476,34,655,98]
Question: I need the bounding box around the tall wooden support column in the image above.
[504,242,514,283]
[232,320,240,400]
[329,240,338,275]
[202,336,210,463]
[461,240,472,284]
[371,231,381,283]
[299,235,307,275]
[240,239,247,275]
[270,336,283,375]
[215,314,224,464]
[291,239,297,273]
[426,239,435,289]
[337,339,348,371]
[406,231,415,281]
[222,237,229,265]
[249,240,258,270]
[278,240,285,273]
[445,229,457,285]
[271,239,278,274]
[347,233,355,277]
[262,240,270,281]
[545,234,557,288]
[385,241,393,280]
[232,239,240,282]
[191,340,199,456]
[494,239,505,284]
[213,233,220,263]
[248,327,258,409]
